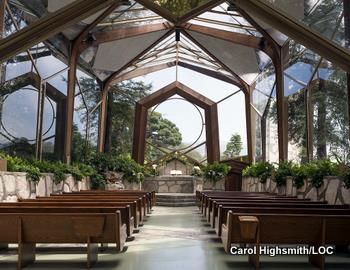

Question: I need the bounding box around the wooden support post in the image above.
[245,90,255,163]
[97,87,109,153]
[63,3,120,163]
[274,47,288,162]
[18,218,36,270]
[87,237,98,269]
[205,105,220,163]
[35,82,46,160]
[64,46,78,164]
[132,104,148,164]
[308,219,326,269]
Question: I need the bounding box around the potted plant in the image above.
[203,162,230,190]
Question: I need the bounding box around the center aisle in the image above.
[116,206,235,270]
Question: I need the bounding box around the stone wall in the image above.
[0,172,90,202]
[141,176,202,193]
[242,176,350,204]
[202,179,225,191]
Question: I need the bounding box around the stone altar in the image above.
[142,176,203,193]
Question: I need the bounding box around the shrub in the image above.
[117,155,145,183]
[90,173,106,190]
[203,162,231,182]
[4,155,41,183]
[334,162,350,189]
[291,163,308,189]
[272,161,293,187]
[243,162,274,183]
[305,160,335,189]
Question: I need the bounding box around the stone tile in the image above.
[325,178,340,204]
[3,174,16,195]
[341,186,350,204]
[169,185,182,193]
[305,187,317,201]
[158,185,169,193]
[36,177,47,197]
[286,177,293,196]
[0,176,3,200]
[16,175,30,199]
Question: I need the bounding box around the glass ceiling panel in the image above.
[190,2,262,36]
[264,0,347,49]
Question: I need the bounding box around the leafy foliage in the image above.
[223,133,243,159]
[244,160,349,189]
[86,153,147,183]
[305,160,335,188]
[0,152,94,184]
[1,154,41,183]
[291,164,308,189]
[242,162,274,184]
[272,161,293,187]
[203,162,231,182]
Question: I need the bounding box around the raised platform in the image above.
[156,193,197,207]
[142,175,202,193]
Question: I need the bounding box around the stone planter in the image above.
[123,180,141,191]
[203,179,225,191]
[0,171,90,202]
[242,176,350,205]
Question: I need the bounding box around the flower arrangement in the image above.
[191,166,203,177]
[203,162,231,182]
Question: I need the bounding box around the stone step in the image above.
[156,193,197,207]
[156,198,196,202]
[156,201,198,207]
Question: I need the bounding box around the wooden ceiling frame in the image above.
[132,81,220,164]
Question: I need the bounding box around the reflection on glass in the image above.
[151,0,210,17]
[311,62,349,160]
[287,88,307,162]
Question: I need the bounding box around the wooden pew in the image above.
[221,212,350,269]
[44,194,150,216]
[4,201,140,229]
[210,202,349,236]
[0,212,127,269]
[200,193,298,214]
[204,197,322,219]
[20,197,145,225]
[0,205,134,238]
[60,192,152,214]
[199,192,279,211]
[75,190,156,207]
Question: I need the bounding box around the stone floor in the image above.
[0,206,350,269]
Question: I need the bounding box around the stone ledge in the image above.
[0,171,90,202]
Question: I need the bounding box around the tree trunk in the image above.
[104,92,113,152]
[316,80,327,159]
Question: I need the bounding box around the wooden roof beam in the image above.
[182,23,264,50]
[0,0,118,63]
